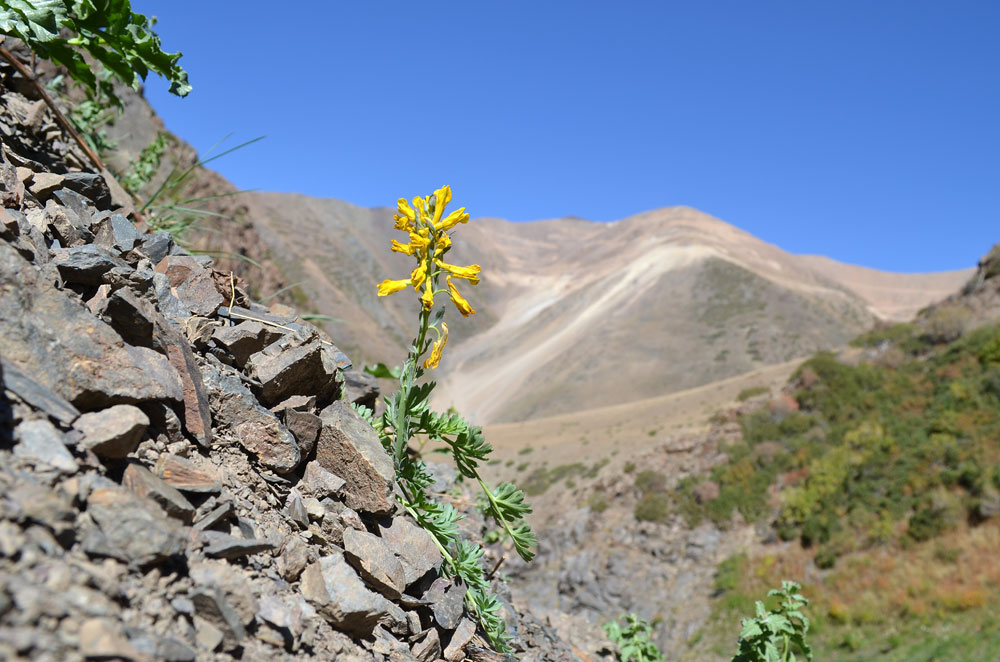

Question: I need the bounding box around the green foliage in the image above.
[121,131,167,193]
[737,385,770,401]
[715,554,747,594]
[363,362,402,379]
[603,614,664,662]
[634,491,670,523]
[731,581,812,662]
[0,0,190,105]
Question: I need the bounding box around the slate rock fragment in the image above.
[300,552,405,636]
[51,243,130,285]
[0,241,183,409]
[423,577,466,630]
[84,488,185,566]
[378,516,442,586]
[0,357,80,424]
[201,531,276,560]
[155,255,225,316]
[443,617,477,662]
[122,463,195,522]
[211,320,284,368]
[94,212,141,254]
[342,527,407,600]
[245,339,341,407]
[300,460,346,499]
[284,408,322,458]
[154,454,222,493]
[62,171,111,207]
[202,363,300,472]
[13,418,78,473]
[73,404,149,458]
[315,401,394,515]
[343,368,380,410]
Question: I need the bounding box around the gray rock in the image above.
[45,197,92,247]
[51,243,130,285]
[52,187,95,223]
[411,628,441,662]
[94,212,141,254]
[0,357,79,424]
[6,478,76,536]
[154,255,224,316]
[343,369,379,410]
[202,363,300,473]
[62,171,111,207]
[192,501,234,531]
[301,552,405,637]
[211,321,284,368]
[84,487,185,566]
[301,461,346,499]
[443,617,477,662]
[156,324,213,448]
[422,577,466,630]
[284,409,322,458]
[287,489,309,528]
[378,516,442,587]
[13,419,78,473]
[122,463,195,522]
[135,231,174,265]
[246,340,341,407]
[276,534,311,582]
[191,588,246,650]
[152,271,193,322]
[316,401,394,515]
[201,531,275,559]
[27,171,64,199]
[89,286,156,348]
[343,527,407,600]
[78,617,143,660]
[73,404,149,458]
[0,242,183,409]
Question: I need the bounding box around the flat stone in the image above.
[154,454,222,493]
[52,187,95,223]
[62,171,111,207]
[79,617,142,660]
[27,171,64,199]
[158,328,213,448]
[192,501,234,531]
[287,489,309,528]
[122,463,195,522]
[246,340,340,407]
[94,212,141,254]
[0,357,80,424]
[73,404,149,458]
[0,242,184,409]
[191,588,246,650]
[51,244,131,285]
[152,271,193,322]
[315,401,394,515]
[378,516,442,586]
[301,461,346,499]
[300,552,403,637]
[443,617,477,662]
[271,394,316,414]
[411,628,441,662]
[343,527,407,600]
[211,321,284,368]
[423,577,466,630]
[201,531,275,559]
[7,477,76,536]
[135,232,174,265]
[284,409,322,458]
[202,363,300,473]
[13,418,78,473]
[84,487,186,566]
[154,255,224,317]
[276,534,310,582]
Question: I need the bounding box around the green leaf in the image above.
[363,362,401,379]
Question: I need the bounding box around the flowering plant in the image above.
[361,186,536,653]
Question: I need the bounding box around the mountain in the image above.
[242,195,972,423]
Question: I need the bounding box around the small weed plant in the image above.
[359,187,536,653]
[731,581,812,662]
[603,613,665,662]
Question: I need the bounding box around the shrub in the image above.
[737,385,769,401]
[634,470,666,494]
[634,492,670,523]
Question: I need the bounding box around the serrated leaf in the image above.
[363,362,401,379]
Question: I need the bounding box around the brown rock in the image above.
[73,404,149,458]
[378,516,442,586]
[277,535,311,582]
[301,461,346,499]
[154,255,225,316]
[342,528,407,600]
[0,242,183,409]
[122,463,195,522]
[443,617,477,662]
[154,454,222,493]
[84,488,186,566]
[210,321,284,368]
[343,369,379,410]
[163,341,213,448]
[693,480,720,504]
[300,552,403,637]
[27,171,64,199]
[284,409,322,458]
[411,628,441,662]
[245,340,341,407]
[79,618,144,661]
[315,401,394,515]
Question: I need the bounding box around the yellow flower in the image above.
[431,185,452,227]
[413,196,428,221]
[424,322,449,369]
[434,259,481,285]
[394,198,416,230]
[378,279,411,296]
[438,207,469,232]
[447,276,475,316]
[420,279,435,310]
[391,239,415,256]
[410,261,428,290]
[435,232,452,252]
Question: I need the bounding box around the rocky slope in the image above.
[0,45,576,662]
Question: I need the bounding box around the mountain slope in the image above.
[245,196,972,423]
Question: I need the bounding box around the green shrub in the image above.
[634,470,666,494]
[714,554,747,594]
[634,492,670,523]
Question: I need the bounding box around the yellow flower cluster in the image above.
[377,186,481,368]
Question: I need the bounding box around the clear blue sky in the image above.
[132,1,998,273]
